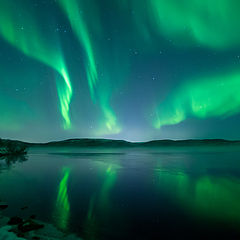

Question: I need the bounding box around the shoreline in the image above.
[0,203,82,240]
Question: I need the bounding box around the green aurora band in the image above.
[120,0,240,49]
[148,0,240,49]
[99,164,117,211]
[1,0,239,135]
[58,0,98,101]
[119,0,240,131]
[59,0,121,134]
[83,163,119,239]
[145,0,240,129]
[155,169,240,223]
[0,1,72,129]
[153,72,240,129]
[54,167,71,230]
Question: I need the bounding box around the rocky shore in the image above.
[0,203,82,240]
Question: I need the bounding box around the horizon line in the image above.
[1,137,240,145]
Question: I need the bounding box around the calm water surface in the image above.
[1,146,240,239]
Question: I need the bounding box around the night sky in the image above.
[1,0,240,142]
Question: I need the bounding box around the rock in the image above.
[30,214,36,219]
[0,226,25,239]
[0,204,8,210]
[33,222,64,239]
[21,206,28,210]
[0,215,9,227]
[63,234,83,240]
[18,219,44,233]
[17,232,25,238]
[8,216,23,225]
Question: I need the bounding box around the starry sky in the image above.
[1,0,240,142]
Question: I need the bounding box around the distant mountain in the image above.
[34,138,132,147]
[140,139,240,147]
[1,138,240,148]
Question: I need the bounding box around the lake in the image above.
[1,146,240,239]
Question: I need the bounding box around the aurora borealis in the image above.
[1,0,240,141]
[154,72,240,129]
[0,1,73,129]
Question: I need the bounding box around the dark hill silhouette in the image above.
[1,138,240,148]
